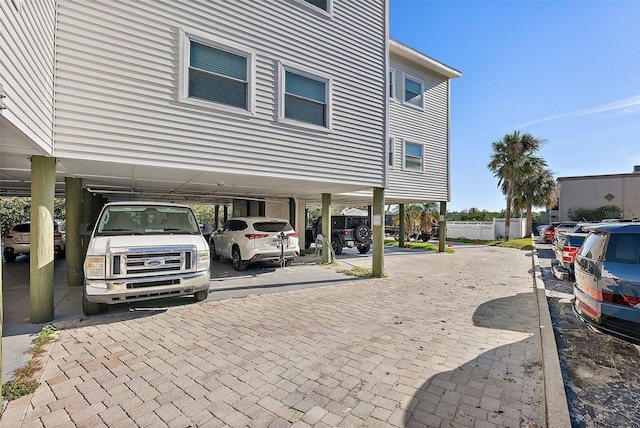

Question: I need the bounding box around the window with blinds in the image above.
[404,141,424,171]
[404,75,423,108]
[284,71,327,127]
[188,41,249,109]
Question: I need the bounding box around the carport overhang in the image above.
[2,149,383,207]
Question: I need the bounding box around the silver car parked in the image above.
[573,223,640,344]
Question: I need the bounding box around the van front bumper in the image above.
[85,271,210,304]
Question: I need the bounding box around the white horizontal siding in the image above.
[387,54,450,202]
[53,0,386,189]
[0,0,55,151]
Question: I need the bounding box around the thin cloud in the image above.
[513,94,640,129]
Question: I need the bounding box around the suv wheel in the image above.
[332,237,343,255]
[353,223,369,243]
[358,245,370,254]
[3,252,16,262]
[210,242,220,260]
[232,246,246,271]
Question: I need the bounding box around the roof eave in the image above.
[389,38,462,79]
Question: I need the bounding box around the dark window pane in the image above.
[285,95,325,126]
[304,0,328,11]
[189,69,247,108]
[190,41,247,80]
[606,234,640,264]
[285,72,325,102]
[405,78,422,106]
[253,222,292,232]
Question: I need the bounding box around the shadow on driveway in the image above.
[403,293,544,427]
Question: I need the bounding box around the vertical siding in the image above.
[53,0,386,188]
[0,0,56,151]
[387,55,450,201]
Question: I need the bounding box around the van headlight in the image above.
[85,256,106,279]
[197,250,210,270]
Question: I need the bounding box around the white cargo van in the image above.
[82,202,211,315]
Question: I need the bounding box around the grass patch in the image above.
[384,239,454,253]
[337,265,387,278]
[446,237,534,251]
[2,325,57,401]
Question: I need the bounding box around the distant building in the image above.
[549,166,640,221]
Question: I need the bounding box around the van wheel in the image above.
[232,247,246,271]
[194,288,209,302]
[82,290,105,315]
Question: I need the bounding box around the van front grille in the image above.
[111,247,195,278]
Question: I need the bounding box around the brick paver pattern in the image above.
[4,246,544,427]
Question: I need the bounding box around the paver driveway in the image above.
[2,245,544,427]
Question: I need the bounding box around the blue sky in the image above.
[389,0,640,212]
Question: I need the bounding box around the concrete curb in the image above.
[532,245,572,428]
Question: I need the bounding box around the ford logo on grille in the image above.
[145,258,165,267]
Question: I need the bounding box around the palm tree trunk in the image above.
[525,204,532,238]
[504,181,513,242]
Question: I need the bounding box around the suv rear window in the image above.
[579,233,607,261]
[254,222,292,233]
[12,224,30,233]
[605,233,640,264]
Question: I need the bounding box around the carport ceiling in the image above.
[1,151,377,205]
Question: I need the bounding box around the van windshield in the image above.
[96,206,201,236]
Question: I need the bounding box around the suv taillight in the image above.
[343,230,349,236]
[287,232,299,237]
[54,232,62,238]
[5,234,13,239]
[562,245,579,263]
[245,233,269,239]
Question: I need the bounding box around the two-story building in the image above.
[1,0,460,322]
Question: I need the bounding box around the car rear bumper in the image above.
[248,249,299,263]
[573,285,640,343]
[85,271,210,304]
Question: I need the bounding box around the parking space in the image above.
[535,239,640,427]
[2,244,548,427]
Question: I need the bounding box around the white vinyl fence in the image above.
[446,218,527,240]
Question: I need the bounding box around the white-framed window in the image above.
[389,69,396,99]
[180,28,255,114]
[403,141,424,172]
[303,0,329,11]
[279,62,331,129]
[388,137,395,167]
[403,73,424,109]
[293,0,332,15]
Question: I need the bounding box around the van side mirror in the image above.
[201,224,213,235]
[78,223,93,236]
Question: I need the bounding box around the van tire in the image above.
[194,288,209,302]
[82,289,105,315]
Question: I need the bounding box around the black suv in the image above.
[305,215,371,255]
[573,223,640,344]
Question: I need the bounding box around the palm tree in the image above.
[403,203,439,237]
[487,131,544,241]
[510,159,559,238]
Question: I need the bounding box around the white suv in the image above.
[3,221,66,262]
[210,217,300,271]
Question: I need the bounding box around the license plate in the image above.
[273,239,282,247]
